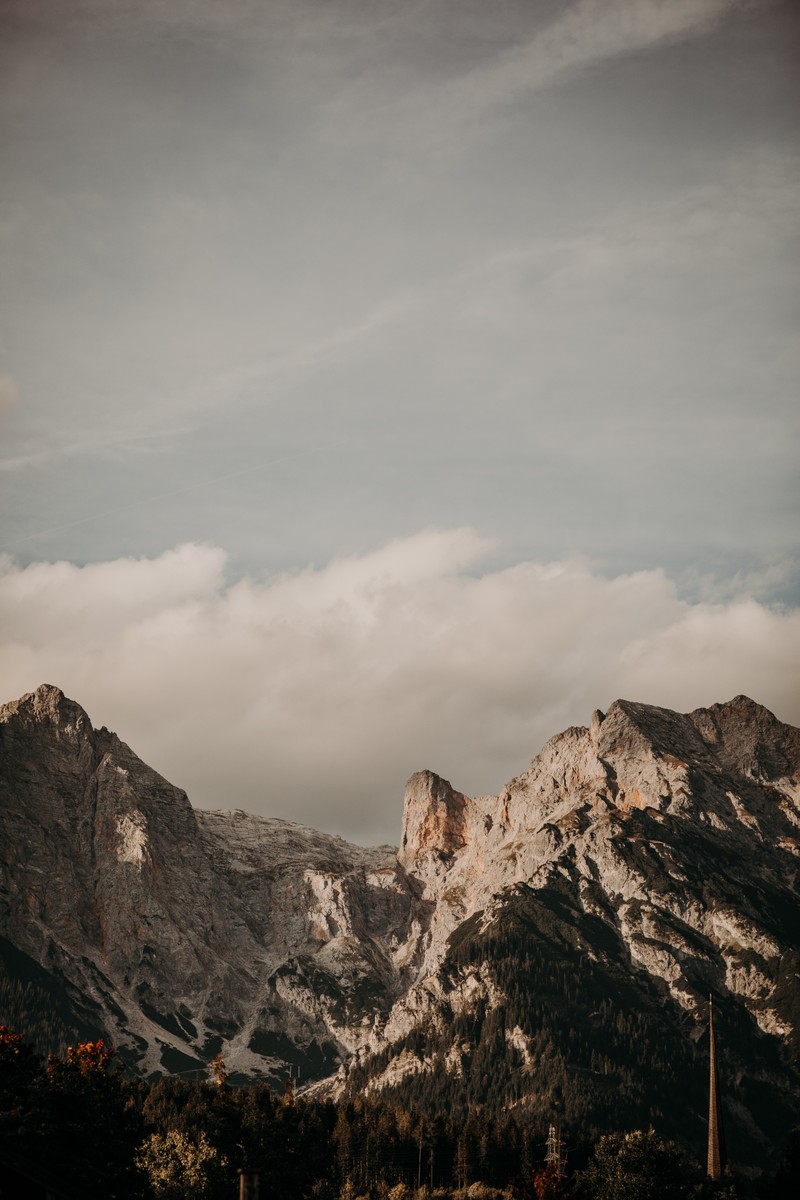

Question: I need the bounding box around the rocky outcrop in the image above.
[1,684,799,1162]
[332,694,799,1169]
[400,771,469,864]
[0,685,410,1078]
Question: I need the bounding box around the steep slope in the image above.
[1,685,798,1170]
[342,697,800,1168]
[387,697,800,1045]
[0,685,411,1078]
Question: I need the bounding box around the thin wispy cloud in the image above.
[203,141,800,441]
[326,0,746,153]
[443,0,737,112]
[4,136,794,484]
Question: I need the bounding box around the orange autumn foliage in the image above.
[533,1164,572,1199]
[48,1038,117,1076]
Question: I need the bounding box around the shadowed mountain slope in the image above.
[1,685,798,1172]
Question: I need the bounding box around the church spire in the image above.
[707,995,726,1180]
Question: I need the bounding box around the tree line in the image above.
[1,1025,795,1199]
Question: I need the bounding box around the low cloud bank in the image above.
[2,531,798,844]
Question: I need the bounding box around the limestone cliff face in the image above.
[400,771,469,864]
[379,696,800,1047]
[0,684,211,979]
[1,684,799,1146]
[0,685,409,1078]
[337,695,800,1169]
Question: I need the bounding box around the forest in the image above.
[343,880,797,1173]
[1,1024,796,1200]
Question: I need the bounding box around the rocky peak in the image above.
[2,683,799,1158]
[689,695,800,783]
[591,695,798,780]
[594,699,708,763]
[0,681,206,992]
[1,684,413,1079]
[0,683,91,739]
[399,770,468,865]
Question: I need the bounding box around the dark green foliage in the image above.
[759,1125,800,1200]
[0,976,74,1059]
[0,934,103,1055]
[574,1129,699,1199]
[348,881,703,1140]
[0,1024,768,1199]
[247,1027,340,1080]
[0,1034,148,1198]
[158,1043,207,1074]
[344,878,798,1173]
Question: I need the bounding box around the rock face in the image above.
[387,697,800,1034]
[0,685,408,1079]
[1,685,799,1165]
[400,771,469,863]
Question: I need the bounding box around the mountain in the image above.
[1,684,799,1171]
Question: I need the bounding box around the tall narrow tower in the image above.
[707,995,726,1180]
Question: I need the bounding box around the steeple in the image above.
[707,995,726,1180]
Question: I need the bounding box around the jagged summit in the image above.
[690,694,800,780]
[1,686,798,1168]
[398,695,799,871]
[399,770,467,864]
[1,682,88,726]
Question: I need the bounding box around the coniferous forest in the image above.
[1,1024,797,1200]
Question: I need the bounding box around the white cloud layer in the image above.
[2,532,798,844]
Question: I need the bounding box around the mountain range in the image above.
[1,684,798,1172]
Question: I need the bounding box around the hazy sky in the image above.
[1,0,798,843]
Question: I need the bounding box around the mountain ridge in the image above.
[1,683,798,1169]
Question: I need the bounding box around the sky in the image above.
[1,0,798,844]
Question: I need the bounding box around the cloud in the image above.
[1,532,798,844]
[443,0,736,110]
[325,0,744,152]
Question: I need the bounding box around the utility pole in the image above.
[545,1121,566,1177]
[238,1168,260,1200]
